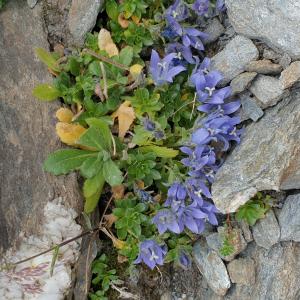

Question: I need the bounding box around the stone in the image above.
[226,0,300,59]
[240,92,264,122]
[230,72,257,95]
[252,210,280,249]
[206,227,247,262]
[239,221,253,242]
[210,35,259,86]
[212,90,300,213]
[227,258,255,286]
[279,194,300,242]
[203,18,225,45]
[245,60,282,75]
[0,0,81,255]
[249,75,287,109]
[263,49,280,61]
[227,243,300,300]
[68,0,104,46]
[279,53,292,69]
[193,239,231,296]
[27,0,39,8]
[280,61,300,89]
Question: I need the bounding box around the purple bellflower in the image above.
[216,0,226,12]
[150,50,186,86]
[152,209,181,234]
[164,182,187,212]
[178,251,192,269]
[192,0,209,16]
[134,240,167,270]
[165,0,189,22]
[166,42,195,64]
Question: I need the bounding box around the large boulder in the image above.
[0,0,81,256]
[212,90,300,213]
[225,0,300,59]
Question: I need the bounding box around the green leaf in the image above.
[84,172,105,213]
[79,153,104,178]
[118,46,133,66]
[69,57,81,76]
[33,84,61,101]
[140,145,179,158]
[78,127,106,151]
[44,149,97,175]
[117,227,127,240]
[35,48,60,72]
[106,0,119,21]
[102,159,123,186]
[86,118,112,151]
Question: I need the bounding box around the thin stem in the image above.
[5,227,101,268]
[99,195,114,226]
[111,133,117,157]
[190,93,197,120]
[171,100,196,117]
[100,62,108,99]
[83,49,129,71]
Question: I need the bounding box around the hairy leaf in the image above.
[102,159,123,186]
[33,84,61,101]
[35,48,60,72]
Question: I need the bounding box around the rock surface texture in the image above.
[226,0,300,59]
[193,240,231,296]
[0,0,82,255]
[210,35,258,85]
[212,90,300,213]
[279,194,300,242]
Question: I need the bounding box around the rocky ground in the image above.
[1,0,300,299]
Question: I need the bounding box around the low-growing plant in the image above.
[235,192,272,226]
[32,0,240,297]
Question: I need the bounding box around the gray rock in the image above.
[280,61,300,89]
[68,0,104,46]
[0,0,81,254]
[203,18,225,45]
[249,75,287,109]
[279,194,300,242]
[226,243,300,300]
[263,48,280,61]
[210,35,259,85]
[206,227,247,262]
[279,53,292,69]
[240,92,264,122]
[230,72,257,95]
[226,0,300,59]
[227,258,255,286]
[239,221,253,242]
[246,60,282,75]
[27,0,39,8]
[212,90,300,213]
[252,210,280,249]
[193,239,231,296]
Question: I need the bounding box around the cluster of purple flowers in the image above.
[136,0,241,270]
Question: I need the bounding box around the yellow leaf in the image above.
[103,214,118,228]
[56,122,86,146]
[112,237,126,250]
[129,64,143,80]
[111,101,135,139]
[55,108,74,123]
[131,15,140,24]
[98,29,119,57]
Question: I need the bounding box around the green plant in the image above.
[235,192,272,226]
[90,254,120,300]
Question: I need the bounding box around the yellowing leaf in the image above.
[129,64,143,80]
[111,101,135,139]
[131,15,140,24]
[55,108,74,123]
[113,238,126,250]
[98,29,119,57]
[56,122,86,146]
[104,214,118,228]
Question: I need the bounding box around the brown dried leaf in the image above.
[112,184,125,200]
[111,101,135,139]
[117,254,128,263]
[104,214,118,228]
[98,29,119,57]
[118,13,129,28]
